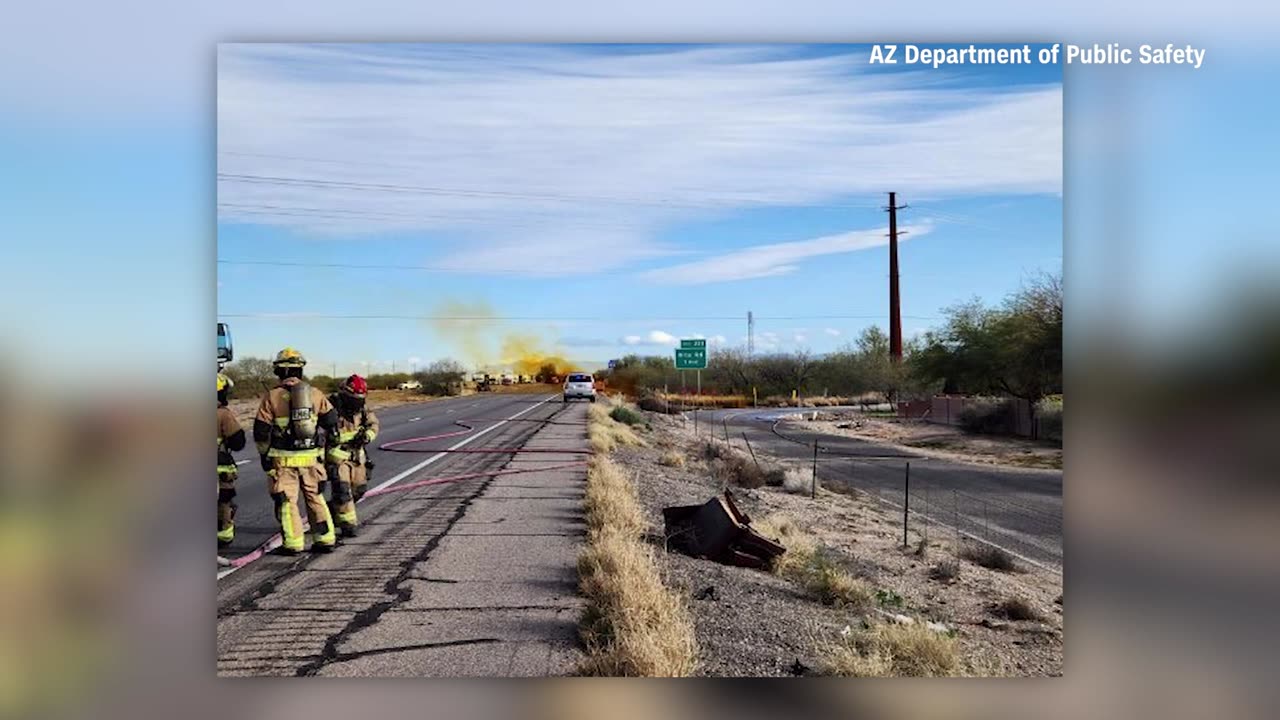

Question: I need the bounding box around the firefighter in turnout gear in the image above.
[325,374,380,537]
[217,373,246,548]
[253,347,341,554]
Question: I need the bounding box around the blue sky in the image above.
[217,43,1061,374]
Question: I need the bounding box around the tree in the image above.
[415,358,467,396]
[706,347,757,395]
[755,350,817,396]
[910,273,1063,436]
[222,356,276,395]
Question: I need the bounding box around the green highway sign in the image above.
[675,339,707,369]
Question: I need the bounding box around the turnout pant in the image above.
[268,463,336,551]
[327,460,368,530]
[217,470,237,545]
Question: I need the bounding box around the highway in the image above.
[217,391,589,676]
[701,407,1063,571]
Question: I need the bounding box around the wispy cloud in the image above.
[621,330,679,347]
[639,222,932,284]
[217,45,1060,276]
[824,328,842,337]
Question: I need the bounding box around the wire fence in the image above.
[709,420,1063,576]
[832,457,1063,575]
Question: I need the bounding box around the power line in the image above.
[217,202,652,232]
[217,312,940,321]
[216,171,886,211]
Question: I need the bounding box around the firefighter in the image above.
[325,374,380,537]
[217,373,246,548]
[253,347,341,554]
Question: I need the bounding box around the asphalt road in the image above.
[217,391,590,676]
[698,406,1063,570]
[219,392,554,561]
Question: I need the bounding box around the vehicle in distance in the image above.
[563,373,596,403]
[398,379,422,390]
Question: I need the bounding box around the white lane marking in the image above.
[236,459,252,466]
[366,394,556,496]
[408,417,421,422]
[446,409,455,414]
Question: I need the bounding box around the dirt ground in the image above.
[786,412,1063,470]
[617,410,1064,677]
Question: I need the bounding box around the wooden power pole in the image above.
[887,192,904,363]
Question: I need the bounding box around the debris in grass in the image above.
[662,491,786,569]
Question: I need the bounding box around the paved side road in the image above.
[216,399,588,677]
[704,407,1063,570]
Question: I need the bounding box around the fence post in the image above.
[924,485,930,544]
[723,416,730,445]
[742,432,760,469]
[953,489,960,546]
[811,442,819,499]
[903,461,910,547]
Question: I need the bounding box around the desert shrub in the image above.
[805,559,873,608]
[712,451,766,489]
[993,596,1043,621]
[609,405,645,426]
[761,467,787,487]
[781,468,815,495]
[875,588,905,608]
[587,403,645,453]
[636,395,680,414]
[928,560,961,582]
[958,543,1020,572]
[1037,398,1063,445]
[957,398,1015,435]
[657,451,685,468]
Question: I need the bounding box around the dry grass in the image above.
[657,450,686,468]
[587,401,646,454]
[825,621,961,677]
[583,457,647,540]
[958,543,1021,573]
[657,393,748,409]
[753,514,871,608]
[578,439,696,675]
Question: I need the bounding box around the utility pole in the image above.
[747,310,755,356]
[886,192,906,363]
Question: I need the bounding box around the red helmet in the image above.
[340,374,368,397]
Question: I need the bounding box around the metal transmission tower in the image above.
[747,311,755,355]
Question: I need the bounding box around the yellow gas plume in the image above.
[429,300,578,379]
[499,333,575,379]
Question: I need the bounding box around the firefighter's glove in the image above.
[260,455,273,473]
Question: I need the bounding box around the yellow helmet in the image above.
[273,347,307,368]
[217,373,233,392]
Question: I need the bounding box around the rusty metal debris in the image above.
[662,491,785,569]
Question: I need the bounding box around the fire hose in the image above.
[218,414,590,573]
